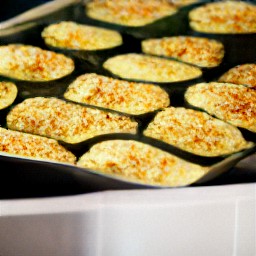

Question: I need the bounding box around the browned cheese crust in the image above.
[6,97,138,144]
[77,140,209,187]
[185,82,256,133]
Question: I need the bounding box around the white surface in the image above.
[0,183,256,256]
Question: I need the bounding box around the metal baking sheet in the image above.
[0,0,255,198]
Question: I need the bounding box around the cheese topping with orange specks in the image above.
[0,44,74,81]
[86,0,177,27]
[189,1,256,34]
[219,64,256,88]
[144,107,253,156]
[42,21,123,50]
[103,53,202,83]
[142,36,224,68]
[64,73,170,115]
[0,81,17,110]
[185,82,256,132]
[77,140,209,187]
[6,97,138,144]
[0,127,76,164]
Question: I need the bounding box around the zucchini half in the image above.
[142,107,254,165]
[41,21,126,71]
[82,1,205,39]
[188,1,256,66]
[102,53,203,105]
[184,82,256,139]
[0,44,75,98]
[6,97,139,152]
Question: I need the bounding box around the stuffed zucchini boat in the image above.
[6,97,138,145]
[188,1,256,65]
[0,44,75,98]
[83,0,194,38]
[219,63,256,88]
[64,73,170,115]
[185,82,256,133]
[103,53,202,84]
[0,81,18,110]
[42,21,123,68]
[143,107,253,157]
[77,139,210,187]
[189,1,256,34]
[142,36,224,68]
[0,127,76,164]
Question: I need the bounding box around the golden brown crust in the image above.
[219,64,256,88]
[185,82,256,132]
[86,0,177,27]
[64,73,170,115]
[142,36,224,68]
[0,81,18,110]
[0,44,74,81]
[144,107,253,156]
[189,1,256,34]
[6,97,138,144]
[0,127,76,164]
[77,140,209,186]
[103,53,202,83]
[42,21,123,50]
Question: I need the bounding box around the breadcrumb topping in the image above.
[219,64,256,88]
[103,53,202,83]
[185,82,256,132]
[6,97,138,144]
[86,0,177,27]
[0,44,74,81]
[189,1,256,34]
[64,73,170,115]
[77,140,209,187]
[42,21,123,50]
[0,127,76,164]
[142,36,224,68]
[144,107,253,156]
[0,81,17,110]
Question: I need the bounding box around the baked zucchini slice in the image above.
[0,127,76,164]
[185,82,256,133]
[0,81,18,110]
[42,21,124,68]
[142,36,224,68]
[103,53,202,84]
[188,1,256,65]
[64,73,170,115]
[219,63,256,89]
[77,139,210,187]
[143,107,253,157]
[83,0,199,38]
[0,44,75,98]
[6,97,138,145]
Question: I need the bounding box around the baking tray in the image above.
[0,0,255,198]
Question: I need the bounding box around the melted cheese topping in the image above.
[42,21,123,50]
[0,82,17,110]
[185,82,256,132]
[144,107,253,156]
[0,127,76,164]
[219,64,256,88]
[103,53,202,83]
[0,44,74,82]
[86,0,177,27]
[64,73,170,115]
[77,140,209,187]
[189,1,256,34]
[6,97,138,144]
[142,36,224,68]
